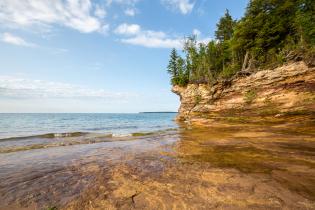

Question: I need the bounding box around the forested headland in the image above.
[167,0,315,86]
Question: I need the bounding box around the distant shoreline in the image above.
[139,112,178,114]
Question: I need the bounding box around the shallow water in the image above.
[0,113,177,139]
[0,115,315,209]
[0,130,179,209]
[176,119,315,200]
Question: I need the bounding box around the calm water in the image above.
[0,113,177,139]
[0,113,180,208]
[0,114,315,209]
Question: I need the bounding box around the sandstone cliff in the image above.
[172,61,315,123]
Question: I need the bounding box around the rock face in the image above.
[172,61,315,122]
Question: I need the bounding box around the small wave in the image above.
[0,127,178,142]
[0,132,89,141]
[111,132,158,138]
[132,132,155,137]
[112,133,132,138]
[41,132,88,138]
[86,125,138,131]
[111,129,177,138]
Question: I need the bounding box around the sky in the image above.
[0,0,248,113]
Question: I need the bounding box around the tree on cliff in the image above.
[167,48,189,86]
[167,0,315,87]
[215,9,236,42]
[167,48,179,85]
[176,57,189,86]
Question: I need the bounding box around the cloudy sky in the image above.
[0,0,247,113]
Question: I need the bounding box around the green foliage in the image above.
[294,0,315,46]
[220,63,240,79]
[167,48,189,86]
[195,94,202,105]
[215,9,236,42]
[167,0,315,87]
[167,48,179,84]
[244,89,257,104]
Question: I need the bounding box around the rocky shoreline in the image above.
[1,62,314,210]
[65,117,315,209]
[1,116,314,209]
[172,61,315,123]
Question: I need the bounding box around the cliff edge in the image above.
[172,61,315,123]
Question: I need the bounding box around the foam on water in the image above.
[0,113,178,140]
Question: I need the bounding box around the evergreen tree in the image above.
[215,9,236,42]
[167,0,314,86]
[167,48,179,85]
[183,36,198,83]
[177,57,188,86]
[295,0,315,46]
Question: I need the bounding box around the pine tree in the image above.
[166,0,314,86]
[176,57,187,86]
[167,48,179,85]
[215,9,236,42]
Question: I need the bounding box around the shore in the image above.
[0,115,314,209]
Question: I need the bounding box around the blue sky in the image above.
[0,0,248,113]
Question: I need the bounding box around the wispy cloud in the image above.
[0,32,71,54]
[114,23,182,48]
[104,0,139,17]
[114,23,141,35]
[106,0,140,6]
[1,33,37,47]
[48,47,69,55]
[0,76,132,99]
[0,0,107,33]
[161,0,195,15]
[192,29,201,36]
[121,32,183,49]
[115,24,210,49]
[94,5,107,18]
[124,8,136,16]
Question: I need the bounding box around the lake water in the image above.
[0,113,314,209]
[0,113,178,140]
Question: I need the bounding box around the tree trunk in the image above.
[242,51,249,71]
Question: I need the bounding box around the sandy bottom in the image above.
[0,116,315,210]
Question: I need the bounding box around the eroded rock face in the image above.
[172,62,315,122]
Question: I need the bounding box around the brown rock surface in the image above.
[172,61,315,122]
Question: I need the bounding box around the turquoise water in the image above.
[0,113,178,139]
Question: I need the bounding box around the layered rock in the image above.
[172,61,315,122]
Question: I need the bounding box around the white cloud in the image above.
[1,32,37,47]
[115,24,210,49]
[121,32,182,49]
[94,5,107,18]
[124,8,136,16]
[192,29,201,36]
[192,29,212,44]
[0,76,131,99]
[106,0,139,6]
[162,0,195,15]
[115,23,182,48]
[0,0,108,33]
[114,23,141,35]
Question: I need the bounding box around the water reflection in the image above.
[175,117,315,200]
[0,131,178,209]
[0,117,315,209]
